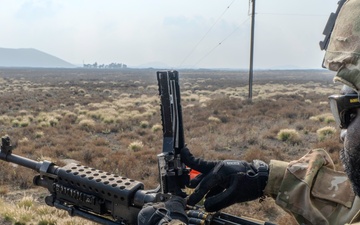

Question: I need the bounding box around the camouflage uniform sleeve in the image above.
[164,220,187,225]
[264,149,360,225]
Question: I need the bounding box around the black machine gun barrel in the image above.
[0,135,54,174]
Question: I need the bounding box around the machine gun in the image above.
[0,71,275,225]
[0,135,151,225]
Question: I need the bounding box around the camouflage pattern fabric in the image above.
[164,220,186,225]
[324,0,360,91]
[264,149,360,225]
[320,1,360,223]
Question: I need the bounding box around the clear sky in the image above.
[0,0,340,69]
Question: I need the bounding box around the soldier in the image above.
[139,0,360,224]
[180,0,360,224]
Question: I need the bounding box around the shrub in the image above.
[0,115,10,125]
[63,112,77,123]
[38,218,56,225]
[324,115,335,124]
[11,119,20,127]
[38,121,50,127]
[19,119,29,127]
[208,116,221,123]
[310,113,334,123]
[103,89,112,94]
[19,110,28,116]
[2,211,16,223]
[102,115,116,124]
[140,120,149,128]
[78,88,86,94]
[18,137,29,144]
[35,131,44,138]
[317,126,337,141]
[277,129,300,144]
[17,196,34,209]
[78,119,96,131]
[151,124,162,132]
[128,141,144,152]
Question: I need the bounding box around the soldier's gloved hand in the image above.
[181,147,269,212]
[138,196,188,225]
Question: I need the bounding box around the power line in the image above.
[178,0,237,68]
[194,17,250,67]
[188,3,329,69]
[193,11,327,68]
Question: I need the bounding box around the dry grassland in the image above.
[0,68,342,225]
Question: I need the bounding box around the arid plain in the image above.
[0,68,343,225]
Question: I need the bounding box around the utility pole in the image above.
[248,0,256,101]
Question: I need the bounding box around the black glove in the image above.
[181,147,269,212]
[138,196,188,225]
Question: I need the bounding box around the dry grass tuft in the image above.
[78,119,96,131]
[208,116,222,123]
[316,126,337,141]
[128,141,144,152]
[140,120,150,128]
[151,123,162,132]
[310,113,334,124]
[277,129,301,144]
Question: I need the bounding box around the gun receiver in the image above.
[157,71,189,197]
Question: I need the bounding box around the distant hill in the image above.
[0,48,75,68]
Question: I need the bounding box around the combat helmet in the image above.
[324,0,360,92]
